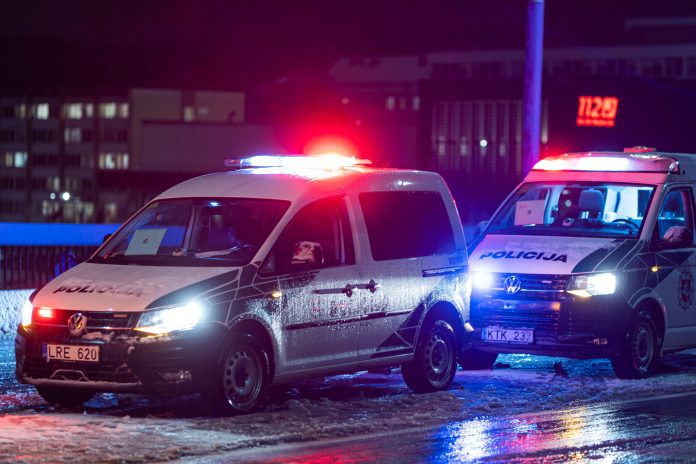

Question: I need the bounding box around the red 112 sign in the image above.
[576,96,619,128]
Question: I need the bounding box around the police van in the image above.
[467,147,696,378]
[16,154,469,413]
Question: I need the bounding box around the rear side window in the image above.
[359,191,455,261]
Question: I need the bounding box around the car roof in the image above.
[525,148,696,182]
[155,166,447,205]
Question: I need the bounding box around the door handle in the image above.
[364,279,380,293]
[353,279,381,293]
[313,284,357,297]
[342,284,356,298]
[314,281,379,298]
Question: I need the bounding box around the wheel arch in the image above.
[632,296,666,349]
[228,316,278,382]
[419,300,466,350]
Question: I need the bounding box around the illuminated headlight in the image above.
[135,301,204,335]
[567,273,617,298]
[472,271,495,290]
[21,300,33,329]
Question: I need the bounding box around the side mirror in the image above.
[102,233,112,244]
[475,220,489,237]
[659,226,693,250]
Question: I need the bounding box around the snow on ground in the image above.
[0,337,695,463]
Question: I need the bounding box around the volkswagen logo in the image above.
[67,313,88,336]
[503,275,522,294]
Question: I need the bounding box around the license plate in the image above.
[482,327,534,344]
[43,344,100,362]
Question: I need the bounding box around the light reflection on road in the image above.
[245,395,696,463]
[434,406,621,462]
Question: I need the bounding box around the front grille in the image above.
[490,273,569,295]
[35,309,139,330]
[25,358,139,384]
[472,273,612,340]
[471,300,561,334]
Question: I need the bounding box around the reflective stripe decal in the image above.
[422,265,467,278]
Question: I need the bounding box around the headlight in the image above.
[21,300,33,329]
[135,301,204,335]
[472,271,495,290]
[567,273,617,297]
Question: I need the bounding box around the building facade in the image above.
[0,89,244,223]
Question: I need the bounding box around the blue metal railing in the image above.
[0,223,119,290]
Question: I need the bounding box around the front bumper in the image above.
[469,291,631,359]
[15,324,227,393]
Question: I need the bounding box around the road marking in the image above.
[182,389,696,463]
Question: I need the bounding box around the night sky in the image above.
[1,0,696,93]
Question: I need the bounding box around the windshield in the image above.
[93,198,289,266]
[487,182,655,238]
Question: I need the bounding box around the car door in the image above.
[354,191,459,361]
[651,186,696,348]
[265,196,361,372]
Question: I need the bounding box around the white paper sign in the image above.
[125,228,167,255]
[514,200,546,226]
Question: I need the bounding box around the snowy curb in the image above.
[0,289,33,337]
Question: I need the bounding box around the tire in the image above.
[459,348,498,370]
[611,310,658,379]
[37,386,95,408]
[402,320,458,393]
[204,333,270,415]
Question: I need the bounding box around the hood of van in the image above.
[469,234,639,275]
[31,262,241,312]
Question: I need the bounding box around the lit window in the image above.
[118,103,129,119]
[99,152,129,170]
[64,104,83,119]
[15,104,27,119]
[46,176,60,191]
[183,106,195,121]
[399,97,407,110]
[35,103,50,120]
[42,200,60,217]
[386,96,396,111]
[14,151,28,168]
[100,103,117,119]
[64,127,82,143]
[84,103,94,118]
[412,96,421,111]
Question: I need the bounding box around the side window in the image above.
[359,191,455,261]
[656,187,694,248]
[265,197,354,274]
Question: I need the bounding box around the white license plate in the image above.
[482,327,534,344]
[43,344,100,362]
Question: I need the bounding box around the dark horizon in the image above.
[3,0,696,94]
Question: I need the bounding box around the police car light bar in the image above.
[533,152,679,173]
[224,154,372,170]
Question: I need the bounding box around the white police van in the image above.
[466,147,696,378]
[16,154,469,413]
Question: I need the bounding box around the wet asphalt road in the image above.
[3,335,696,463]
[210,391,696,463]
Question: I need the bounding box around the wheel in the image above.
[37,386,95,408]
[459,348,498,370]
[204,333,270,415]
[611,311,658,379]
[402,320,458,393]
